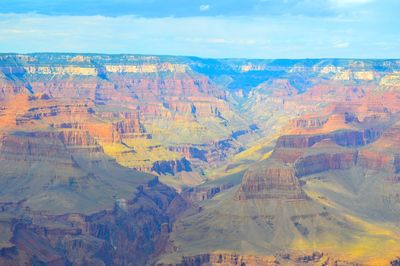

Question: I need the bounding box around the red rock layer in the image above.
[358,149,395,171]
[0,133,73,164]
[295,151,358,177]
[276,129,381,149]
[235,160,307,201]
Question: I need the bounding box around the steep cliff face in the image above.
[168,146,208,162]
[115,114,144,136]
[290,116,328,130]
[235,160,307,201]
[0,178,188,266]
[234,120,382,202]
[181,184,234,202]
[0,132,76,167]
[276,129,382,149]
[295,151,358,177]
[358,149,395,171]
[151,158,192,175]
[355,121,400,183]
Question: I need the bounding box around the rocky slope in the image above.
[0,177,187,266]
[0,122,188,265]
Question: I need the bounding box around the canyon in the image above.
[1,54,400,265]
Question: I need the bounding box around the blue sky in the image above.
[0,0,399,58]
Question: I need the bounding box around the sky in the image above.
[0,0,399,59]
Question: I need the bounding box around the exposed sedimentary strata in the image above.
[379,73,400,91]
[115,116,144,136]
[290,116,328,129]
[235,125,383,202]
[235,159,307,201]
[276,129,381,149]
[181,182,237,202]
[0,133,74,164]
[295,151,358,177]
[0,130,105,173]
[104,63,188,73]
[23,63,187,76]
[0,79,28,100]
[331,70,375,81]
[358,149,395,171]
[25,66,97,76]
[354,71,375,80]
[168,146,207,162]
[16,100,94,126]
[240,64,268,72]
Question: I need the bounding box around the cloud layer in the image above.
[0,0,399,58]
[0,0,382,17]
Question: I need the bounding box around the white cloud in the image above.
[206,38,227,43]
[334,41,350,48]
[199,4,210,12]
[330,0,372,7]
[0,13,397,58]
[187,37,257,45]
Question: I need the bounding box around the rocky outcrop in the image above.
[16,99,94,125]
[295,151,358,177]
[115,116,143,136]
[276,129,381,149]
[270,148,305,164]
[358,150,395,171]
[151,158,192,175]
[235,160,307,201]
[290,116,328,129]
[236,134,363,201]
[357,149,400,183]
[206,139,244,166]
[0,130,101,151]
[0,132,74,164]
[168,146,208,162]
[181,183,236,202]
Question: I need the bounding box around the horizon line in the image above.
[0,52,399,61]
